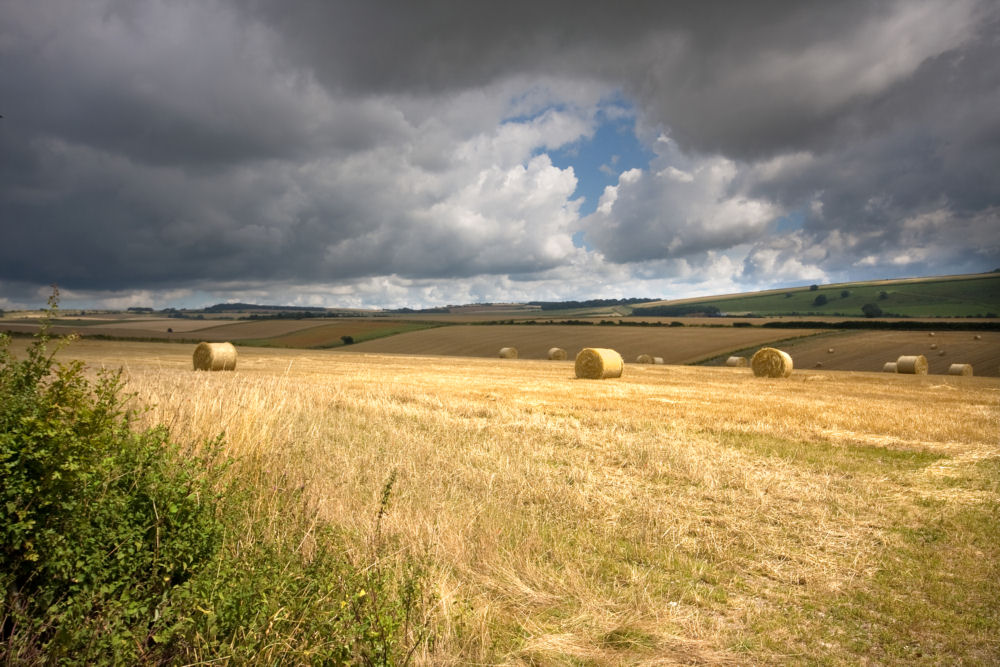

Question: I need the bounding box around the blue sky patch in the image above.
[547,102,654,217]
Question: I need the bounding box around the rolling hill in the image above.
[634,272,1000,318]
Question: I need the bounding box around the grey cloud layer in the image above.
[1,0,997,307]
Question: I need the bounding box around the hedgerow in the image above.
[1,292,433,664]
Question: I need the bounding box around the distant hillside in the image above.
[633,273,1000,318]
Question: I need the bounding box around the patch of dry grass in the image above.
[31,339,1000,664]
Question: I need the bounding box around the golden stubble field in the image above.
[24,339,1000,664]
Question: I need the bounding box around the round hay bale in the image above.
[827,347,835,354]
[937,349,946,356]
[499,347,518,359]
[751,347,793,378]
[929,343,938,350]
[547,347,567,360]
[928,332,935,337]
[725,356,748,367]
[973,334,982,340]
[896,355,928,375]
[193,342,237,371]
[636,354,654,364]
[882,362,898,373]
[575,347,624,379]
[814,362,824,368]
[653,357,664,365]
[948,363,973,376]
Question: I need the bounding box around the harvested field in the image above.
[0,320,222,339]
[236,320,438,347]
[345,324,820,364]
[0,318,315,340]
[771,330,1000,376]
[74,317,233,333]
[14,337,999,665]
[0,317,434,346]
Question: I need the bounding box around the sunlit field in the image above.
[26,339,1000,664]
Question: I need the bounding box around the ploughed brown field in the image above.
[344,324,821,363]
[0,317,421,344]
[769,330,1000,376]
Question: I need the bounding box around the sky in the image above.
[1,0,999,311]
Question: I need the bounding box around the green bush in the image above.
[0,295,224,662]
[862,303,883,318]
[1,294,434,664]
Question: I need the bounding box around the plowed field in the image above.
[767,330,1000,376]
[345,324,821,363]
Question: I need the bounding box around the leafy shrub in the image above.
[1,293,435,664]
[841,290,851,298]
[861,303,883,318]
[0,294,224,662]
[813,294,828,306]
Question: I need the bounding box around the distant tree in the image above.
[784,293,793,298]
[840,290,850,298]
[340,335,354,345]
[812,294,828,306]
[878,291,889,300]
[861,303,883,318]
[809,284,819,291]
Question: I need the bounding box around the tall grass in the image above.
[38,340,1000,663]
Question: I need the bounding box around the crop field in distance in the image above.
[343,323,823,364]
[17,337,1000,664]
[637,272,1000,318]
[757,330,1000,376]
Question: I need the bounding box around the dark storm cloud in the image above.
[0,0,998,307]
[249,0,977,158]
[734,16,1000,279]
